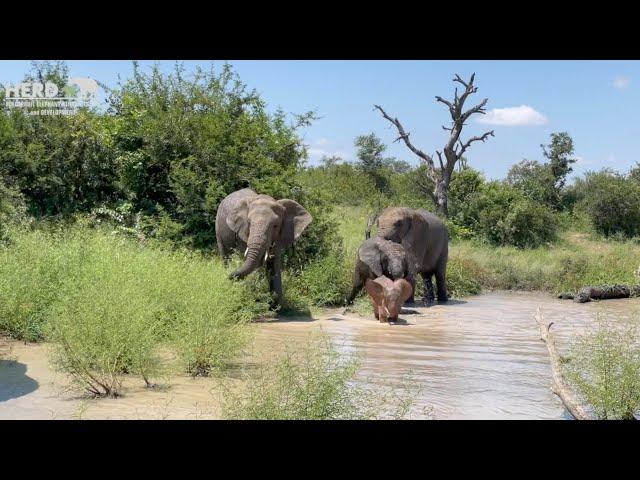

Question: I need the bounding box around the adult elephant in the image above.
[376,207,449,304]
[216,188,312,304]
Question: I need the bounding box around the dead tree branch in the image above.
[374,73,493,216]
[535,308,594,420]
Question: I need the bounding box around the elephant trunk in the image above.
[389,259,405,280]
[378,225,399,243]
[231,229,269,279]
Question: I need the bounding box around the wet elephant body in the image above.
[215,188,312,305]
[376,207,449,304]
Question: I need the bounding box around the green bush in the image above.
[0,181,28,243]
[573,170,640,238]
[0,226,272,395]
[0,229,85,341]
[566,317,640,420]
[221,334,372,420]
[170,255,271,376]
[445,254,486,297]
[284,247,352,308]
[46,267,165,397]
[462,181,557,248]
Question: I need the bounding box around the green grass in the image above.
[0,226,272,396]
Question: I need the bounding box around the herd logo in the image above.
[3,76,100,115]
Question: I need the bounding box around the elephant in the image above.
[215,188,312,305]
[345,237,415,305]
[375,207,449,305]
[365,276,414,323]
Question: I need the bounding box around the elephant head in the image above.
[365,276,413,323]
[376,207,428,267]
[359,238,411,280]
[226,194,312,279]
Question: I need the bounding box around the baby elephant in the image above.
[365,276,413,323]
[345,237,415,305]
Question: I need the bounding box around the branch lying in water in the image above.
[558,284,640,303]
[534,308,595,420]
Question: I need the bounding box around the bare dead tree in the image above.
[374,73,494,216]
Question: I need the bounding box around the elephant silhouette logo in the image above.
[66,77,99,103]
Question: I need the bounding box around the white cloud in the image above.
[477,105,548,126]
[313,138,329,146]
[613,75,631,90]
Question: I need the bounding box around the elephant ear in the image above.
[277,199,312,247]
[396,278,414,304]
[226,198,251,242]
[358,242,383,278]
[365,279,385,305]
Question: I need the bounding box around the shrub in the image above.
[565,317,640,420]
[284,247,352,308]
[465,182,557,248]
[44,232,172,396]
[0,226,271,395]
[221,334,372,420]
[445,254,486,297]
[573,170,640,238]
[0,181,28,243]
[0,229,85,341]
[170,255,271,376]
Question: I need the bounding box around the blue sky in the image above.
[1,60,638,180]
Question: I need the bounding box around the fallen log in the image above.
[558,284,640,303]
[534,308,595,420]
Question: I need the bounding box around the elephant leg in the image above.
[435,265,448,303]
[405,274,416,305]
[267,251,283,307]
[422,272,435,305]
[345,273,364,305]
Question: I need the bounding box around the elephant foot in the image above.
[421,298,435,307]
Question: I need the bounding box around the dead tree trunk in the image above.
[375,73,494,217]
[534,308,595,420]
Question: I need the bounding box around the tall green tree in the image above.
[354,133,391,193]
[542,131,577,191]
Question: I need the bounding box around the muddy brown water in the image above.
[2,291,639,420]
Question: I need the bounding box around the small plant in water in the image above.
[565,315,640,420]
[221,332,423,420]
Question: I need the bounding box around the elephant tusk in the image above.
[244,247,248,258]
[264,250,269,263]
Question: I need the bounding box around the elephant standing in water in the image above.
[216,188,312,305]
[376,207,449,305]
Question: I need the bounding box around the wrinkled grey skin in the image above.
[345,237,414,305]
[216,188,312,305]
[376,207,449,304]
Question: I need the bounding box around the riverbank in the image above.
[3,291,639,420]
